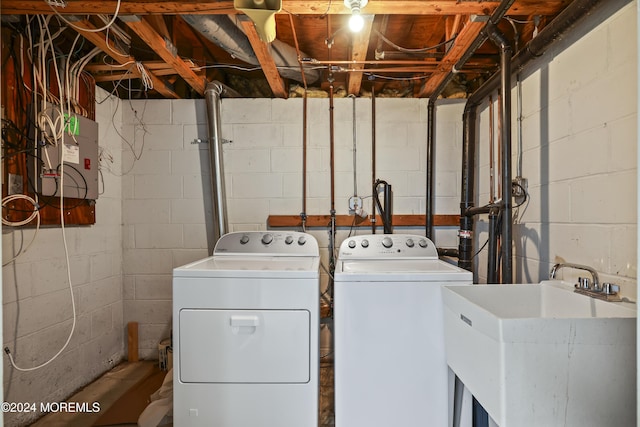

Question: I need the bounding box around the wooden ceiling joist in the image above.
[347,15,374,96]
[71,20,179,99]
[418,17,486,98]
[238,18,287,98]
[0,1,571,16]
[123,16,206,95]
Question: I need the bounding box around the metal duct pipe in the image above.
[183,15,321,84]
[205,82,229,247]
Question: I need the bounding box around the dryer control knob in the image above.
[419,239,428,248]
[361,239,369,248]
[240,235,250,245]
[261,233,273,245]
[298,236,307,246]
[348,240,356,249]
[382,237,393,248]
[406,238,415,248]
[285,235,294,245]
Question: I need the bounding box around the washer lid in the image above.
[174,255,320,279]
[335,259,472,282]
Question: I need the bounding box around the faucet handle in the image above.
[602,283,620,296]
[576,277,591,290]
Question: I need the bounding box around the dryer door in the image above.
[179,309,310,384]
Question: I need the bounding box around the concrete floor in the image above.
[31,361,157,427]
[30,358,335,427]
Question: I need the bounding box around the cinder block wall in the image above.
[474,0,637,297]
[121,97,464,357]
[2,88,124,426]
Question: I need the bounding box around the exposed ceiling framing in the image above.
[0,0,574,99]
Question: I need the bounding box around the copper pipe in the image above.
[288,13,308,90]
[308,60,439,65]
[329,83,335,212]
[302,92,308,221]
[371,85,377,233]
[497,93,502,199]
[489,95,495,203]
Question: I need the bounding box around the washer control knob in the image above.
[361,239,369,248]
[419,239,428,248]
[348,240,356,249]
[285,235,294,245]
[261,233,273,245]
[240,235,250,245]
[382,237,393,248]
[298,236,307,246]
[406,238,415,248]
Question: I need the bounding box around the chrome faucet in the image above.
[550,262,600,291]
[550,263,623,302]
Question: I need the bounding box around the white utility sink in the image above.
[442,280,636,427]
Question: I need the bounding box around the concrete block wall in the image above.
[2,87,124,426]
[121,96,464,357]
[474,1,637,297]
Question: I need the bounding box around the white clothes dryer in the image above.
[333,234,472,427]
[173,231,320,427]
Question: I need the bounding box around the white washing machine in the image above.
[334,234,472,427]
[172,231,320,427]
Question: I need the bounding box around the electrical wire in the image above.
[5,144,77,372]
[375,30,457,54]
[47,0,122,33]
[1,195,41,267]
[4,20,78,371]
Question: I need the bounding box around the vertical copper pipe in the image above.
[289,13,308,226]
[497,93,502,199]
[288,13,308,91]
[302,92,308,219]
[489,95,495,204]
[371,86,377,233]
[329,84,335,213]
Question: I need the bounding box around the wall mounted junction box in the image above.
[28,111,99,200]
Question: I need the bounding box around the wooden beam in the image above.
[145,15,171,40]
[446,14,464,41]
[123,16,207,95]
[417,18,485,98]
[347,15,374,96]
[0,1,571,16]
[71,20,179,99]
[267,214,460,228]
[239,18,287,98]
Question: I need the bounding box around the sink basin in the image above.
[442,280,636,427]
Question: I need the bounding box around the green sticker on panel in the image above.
[64,114,79,135]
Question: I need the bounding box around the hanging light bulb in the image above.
[344,0,368,33]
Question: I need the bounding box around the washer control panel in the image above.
[338,234,438,259]
[214,231,319,256]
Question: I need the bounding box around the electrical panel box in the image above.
[29,111,99,200]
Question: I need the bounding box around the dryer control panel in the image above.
[338,234,438,259]
[214,231,319,256]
